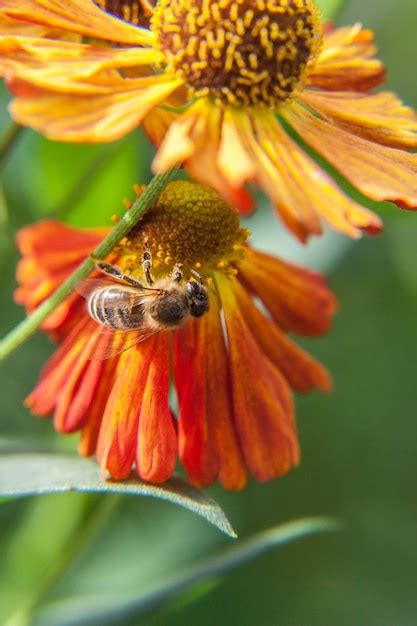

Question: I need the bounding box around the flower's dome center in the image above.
[117,181,248,277]
[152,0,322,108]
[94,0,154,27]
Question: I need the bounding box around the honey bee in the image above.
[77,243,209,359]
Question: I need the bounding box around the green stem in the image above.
[0,123,22,166]
[0,166,179,361]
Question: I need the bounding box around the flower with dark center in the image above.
[16,181,337,487]
[1,0,417,240]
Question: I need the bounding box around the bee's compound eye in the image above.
[187,282,209,318]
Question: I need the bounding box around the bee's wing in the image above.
[76,278,159,312]
[89,326,162,360]
[75,278,115,299]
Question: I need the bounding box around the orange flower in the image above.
[15,181,337,488]
[1,1,417,239]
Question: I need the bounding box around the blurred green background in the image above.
[1,0,417,624]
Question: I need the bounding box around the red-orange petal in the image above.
[232,278,332,393]
[174,294,247,489]
[96,342,146,480]
[136,333,177,483]
[217,273,299,482]
[238,247,338,337]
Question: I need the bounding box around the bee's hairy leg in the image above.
[171,263,183,283]
[190,269,203,283]
[95,260,147,289]
[142,240,155,286]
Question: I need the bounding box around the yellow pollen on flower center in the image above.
[152,0,322,108]
[117,181,249,277]
[94,0,154,27]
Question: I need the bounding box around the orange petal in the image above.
[96,341,146,480]
[0,11,62,36]
[78,355,118,458]
[173,316,218,486]
[232,279,332,393]
[53,327,106,433]
[152,99,255,215]
[240,111,381,241]
[174,294,247,489]
[137,333,177,484]
[25,316,92,417]
[217,273,299,482]
[142,105,180,147]
[301,90,417,150]
[15,220,108,332]
[10,75,183,142]
[217,107,256,187]
[285,104,417,210]
[310,24,385,91]
[0,0,152,46]
[238,247,338,337]
[0,36,160,94]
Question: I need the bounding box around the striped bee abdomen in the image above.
[87,286,145,330]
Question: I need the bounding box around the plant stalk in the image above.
[0,166,179,361]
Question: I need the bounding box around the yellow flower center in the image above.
[94,0,154,27]
[117,181,249,277]
[152,0,322,108]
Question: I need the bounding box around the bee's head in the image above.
[186,281,209,318]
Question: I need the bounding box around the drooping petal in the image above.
[238,111,382,241]
[0,11,62,36]
[96,341,145,480]
[53,328,106,433]
[78,355,119,457]
[0,0,153,46]
[310,23,385,91]
[173,314,218,486]
[25,316,93,418]
[217,107,256,188]
[136,332,177,484]
[9,75,183,142]
[152,99,255,214]
[174,294,247,489]
[217,273,299,482]
[15,220,108,333]
[231,279,332,392]
[238,247,338,337]
[0,36,161,94]
[285,104,417,210]
[301,90,417,150]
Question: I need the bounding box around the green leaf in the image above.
[0,452,236,538]
[32,517,338,626]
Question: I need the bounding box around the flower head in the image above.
[16,181,337,488]
[1,1,417,240]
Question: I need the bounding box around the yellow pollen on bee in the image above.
[152,0,322,108]
[115,181,249,277]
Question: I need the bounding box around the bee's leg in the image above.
[190,269,203,283]
[142,241,155,286]
[94,260,148,289]
[171,263,183,283]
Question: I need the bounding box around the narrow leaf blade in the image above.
[0,452,236,537]
[33,517,339,626]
